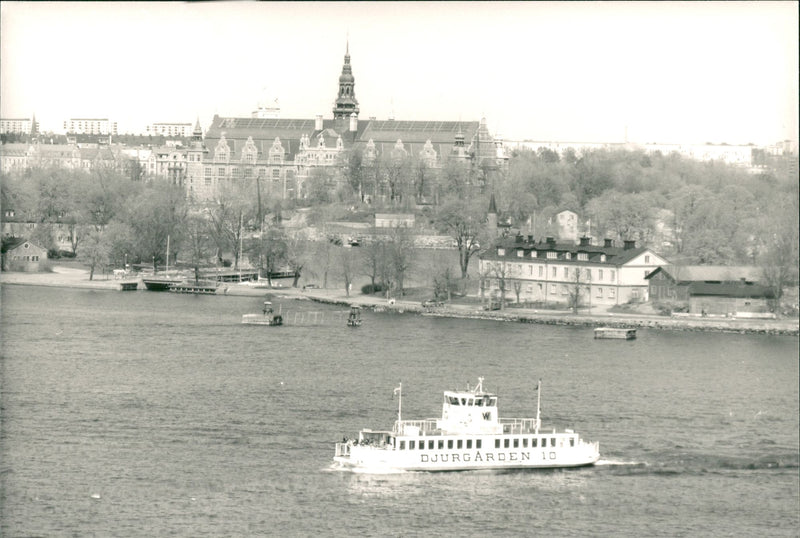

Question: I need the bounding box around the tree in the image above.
[361,231,388,292]
[126,179,187,272]
[435,196,486,279]
[567,266,591,314]
[183,212,215,283]
[760,191,800,312]
[385,225,415,297]
[77,229,110,280]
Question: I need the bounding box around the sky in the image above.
[1,1,797,145]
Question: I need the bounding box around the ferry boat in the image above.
[333,378,599,472]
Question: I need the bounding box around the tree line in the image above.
[1,146,797,300]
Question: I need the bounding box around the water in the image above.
[1,286,798,537]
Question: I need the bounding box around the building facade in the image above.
[63,118,118,136]
[1,117,37,135]
[147,123,193,138]
[187,44,508,202]
[1,238,48,272]
[479,235,670,307]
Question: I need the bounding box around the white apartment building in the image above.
[1,118,35,134]
[147,122,193,137]
[63,118,118,135]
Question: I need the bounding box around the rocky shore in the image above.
[2,267,798,337]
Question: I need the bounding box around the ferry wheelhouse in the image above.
[334,378,599,472]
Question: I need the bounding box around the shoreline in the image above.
[2,270,798,336]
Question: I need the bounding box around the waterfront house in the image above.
[1,238,48,272]
[646,265,773,314]
[478,235,670,308]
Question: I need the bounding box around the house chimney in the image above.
[315,115,323,131]
[527,235,533,243]
[515,234,523,244]
[604,238,613,248]
[623,239,636,250]
[349,113,358,132]
[579,236,590,247]
[546,237,556,246]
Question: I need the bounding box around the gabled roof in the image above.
[688,281,774,299]
[1,237,46,253]
[646,265,763,283]
[481,236,665,267]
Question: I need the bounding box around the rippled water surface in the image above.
[1,286,798,536]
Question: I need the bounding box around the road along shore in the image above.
[2,270,797,337]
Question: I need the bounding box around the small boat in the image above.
[333,378,600,472]
[347,306,362,327]
[242,301,283,326]
[594,327,636,340]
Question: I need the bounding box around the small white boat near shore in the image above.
[333,378,599,472]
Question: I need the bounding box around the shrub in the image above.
[361,282,385,294]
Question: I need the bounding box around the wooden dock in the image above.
[170,281,218,295]
[594,327,637,340]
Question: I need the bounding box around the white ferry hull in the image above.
[335,442,599,472]
[334,378,600,473]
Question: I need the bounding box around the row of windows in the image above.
[398,436,570,451]
[494,262,618,282]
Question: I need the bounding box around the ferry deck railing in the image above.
[392,418,541,435]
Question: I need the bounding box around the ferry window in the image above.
[475,398,483,407]
[409,440,415,449]
[532,438,538,448]
[570,438,575,447]
[466,440,472,449]
[551,438,557,447]
[400,441,405,450]
[504,439,510,448]
[448,440,454,449]
[457,440,463,449]
[419,440,424,450]
[495,439,501,449]
[490,398,497,406]
[461,398,467,405]
[476,440,482,449]
[449,396,459,405]
[438,440,444,450]
[523,438,528,448]
[428,440,434,450]
[513,439,519,448]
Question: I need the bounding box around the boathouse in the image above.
[1,238,48,272]
[645,265,774,315]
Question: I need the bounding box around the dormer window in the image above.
[546,251,556,259]
[516,250,523,258]
[497,248,505,256]
[578,252,588,261]
[565,252,571,260]
[600,254,606,262]
[531,251,537,258]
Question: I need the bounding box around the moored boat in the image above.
[242,301,283,326]
[333,378,600,472]
[142,277,183,291]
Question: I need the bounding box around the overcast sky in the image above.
[1,1,797,145]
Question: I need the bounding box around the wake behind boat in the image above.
[334,378,600,472]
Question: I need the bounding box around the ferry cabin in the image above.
[335,383,599,471]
